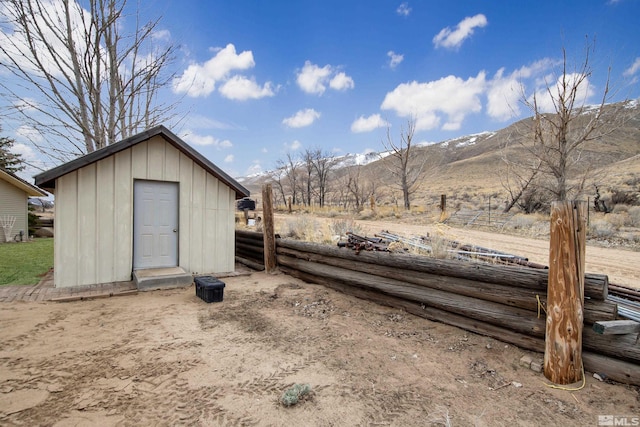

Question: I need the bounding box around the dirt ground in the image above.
[1,270,638,426]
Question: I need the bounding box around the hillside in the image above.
[239,100,640,210]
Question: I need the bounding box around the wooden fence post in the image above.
[262,184,277,273]
[544,200,587,384]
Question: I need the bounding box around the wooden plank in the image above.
[235,256,265,271]
[279,265,640,386]
[262,184,277,272]
[593,320,640,335]
[277,254,547,337]
[55,172,78,287]
[96,156,115,284]
[276,238,607,300]
[77,164,97,286]
[544,200,587,385]
[235,229,265,241]
[113,150,133,281]
[275,244,617,323]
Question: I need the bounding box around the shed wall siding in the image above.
[54,136,236,287]
[0,179,28,243]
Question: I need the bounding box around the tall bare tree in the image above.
[275,152,300,205]
[307,148,336,208]
[382,118,428,210]
[503,40,623,207]
[0,0,176,162]
[344,165,376,212]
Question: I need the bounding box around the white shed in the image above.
[34,126,249,288]
[0,169,47,243]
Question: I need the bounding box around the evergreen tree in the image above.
[0,127,25,173]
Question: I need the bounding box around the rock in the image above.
[511,381,523,388]
[519,355,532,368]
[530,360,543,373]
[35,227,54,238]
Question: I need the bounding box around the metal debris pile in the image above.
[338,230,546,268]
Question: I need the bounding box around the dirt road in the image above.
[1,272,638,426]
[343,218,639,289]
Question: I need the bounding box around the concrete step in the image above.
[133,267,193,291]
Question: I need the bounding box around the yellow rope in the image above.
[535,295,586,392]
[536,294,547,318]
[541,364,587,391]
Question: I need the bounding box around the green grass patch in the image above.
[0,238,53,286]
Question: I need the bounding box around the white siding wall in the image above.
[0,180,28,243]
[54,136,236,287]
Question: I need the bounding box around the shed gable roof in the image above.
[34,126,249,198]
[0,168,47,197]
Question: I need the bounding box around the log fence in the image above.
[234,230,640,386]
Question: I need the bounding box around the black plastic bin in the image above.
[195,276,225,303]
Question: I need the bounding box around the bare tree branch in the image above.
[0,0,178,163]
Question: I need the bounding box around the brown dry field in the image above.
[1,217,639,426]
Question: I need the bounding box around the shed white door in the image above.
[133,180,179,269]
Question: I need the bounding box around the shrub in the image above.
[329,218,363,238]
[280,383,312,407]
[628,206,640,227]
[283,216,323,242]
[611,190,639,206]
[589,219,616,239]
[606,213,627,229]
[612,204,629,214]
[508,214,537,230]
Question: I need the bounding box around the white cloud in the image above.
[219,75,276,100]
[351,114,387,133]
[151,29,171,42]
[486,68,522,121]
[387,51,404,69]
[282,109,321,128]
[12,142,36,159]
[485,59,558,121]
[397,2,411,16]
[246,161,262,175]
[183,114,240,130]
[624,57,640,76]
[181,130,233,149]
[224,154,234,163]
[329,72,355,91]
[284,140,302,151]
[530,73,594,113]
[16,125,44,143]
[296,61,333,95]
[381,72,486,131]
[13,98,39,112]
[433,14,488,49]
[296,61,354,95]
[172,44,255,97]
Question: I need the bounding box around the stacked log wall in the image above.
[234,232,639,385]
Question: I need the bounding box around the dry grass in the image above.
[274,206,639,251]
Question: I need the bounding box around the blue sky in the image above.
[5,0,640,180]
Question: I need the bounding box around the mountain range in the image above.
[238,99,640,208]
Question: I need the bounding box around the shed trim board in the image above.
[34,125,249,198]
[34,128,248,288]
